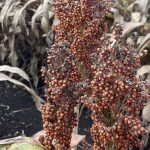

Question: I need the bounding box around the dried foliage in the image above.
[0,65,43,110]
[0,0,55,89]
[111,0,150,52]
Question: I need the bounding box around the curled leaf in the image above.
[31,0,54,37]
[0,73,43,111]
[41,16,49,33]
[0,0,16,31]
[71,133,86,148]
[123,22,144,35]
[0,65,30,82]
[137,65,150,76]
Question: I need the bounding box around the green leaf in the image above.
[0,136,45,150]
[8,143,45,150]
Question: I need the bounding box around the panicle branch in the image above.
[41,1,150,150]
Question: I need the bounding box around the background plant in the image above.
[0,0,56,91]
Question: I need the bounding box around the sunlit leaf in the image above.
[142,102,150,122]
[111,8,124,24]
[41,16,49,33]
[131,12,141,22]
[123,22,144,35]
[0,0,15,31]
[0,65,30,81]
[137,65,150,76]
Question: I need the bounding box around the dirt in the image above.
[78,107,92,144]
[0,81,42,139]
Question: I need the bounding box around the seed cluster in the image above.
[41,43,80,149]
[81,25,150,149]
[41,0,110,149]
[41,0,150,150]
[53,0,110,69]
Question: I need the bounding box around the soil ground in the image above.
[0,81,42,139]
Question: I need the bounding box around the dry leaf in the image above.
[131,12,141,22]
[12,0,37,36]
[137,36,145,45]
[111,8,124,24]
[138,0,150,16]
[0,0,16,30]
[142,102,150,122]
[0,73,43,111]
[41,16,49,33]
[32,130,46,142]
[0,44,7,62]
[137,65,150,76]
[71,133,86,148]
[128,0,148,23]
[31,0,54,38]
[31,5,43,38]
[0,65,30,82]
[123,22,144,35]
[138,33,150,52]
[0,0,55,91]
[30,55,38,88]
[53,17,60,26]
